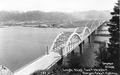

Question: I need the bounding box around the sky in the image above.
[0,0,117,12]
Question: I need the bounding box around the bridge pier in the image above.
[88,36,91,43]
[79,42,83,55]
[57,48,63,66]
[94,29,98,34]
[83,41,85,45]
[91,30,96,38]
[71,50,75,55]
[57,57,63,66]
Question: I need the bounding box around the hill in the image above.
[0,10,111,27]
[70,10,111,20]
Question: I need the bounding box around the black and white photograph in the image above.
[0,0,119,75]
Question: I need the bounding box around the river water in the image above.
[0,26,110,72]
[0,26,75,71]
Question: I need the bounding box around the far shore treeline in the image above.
[0,10,111,28]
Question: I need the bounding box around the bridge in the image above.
[13,20,108,75]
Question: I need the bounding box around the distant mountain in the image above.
[69,10,111,21]
[0,10,111,23]
[0,11,73,24]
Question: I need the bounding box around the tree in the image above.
[107,0,120,72]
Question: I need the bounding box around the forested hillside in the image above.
[0,10,111,22]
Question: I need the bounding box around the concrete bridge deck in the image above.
[14,52,61,75]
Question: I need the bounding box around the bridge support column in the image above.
[88,36,91,43]
[83,41,85,45]
[71,50,75,55]
[79,42,83,55]
[95,29,98,34]
[90,31,96,42]
[57,48,63,66]
[57,57,63,66]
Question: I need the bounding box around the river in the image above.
[0,26,110,72]
[0,26,75,71]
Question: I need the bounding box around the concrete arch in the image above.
[62,32,82,56]
[82,27,91,36]
[66,32,81,46]
[78,27,91,40]
[63,27,90,56]
[49,20,106,54]
[74,27,85,35]
[49,32,64,53]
